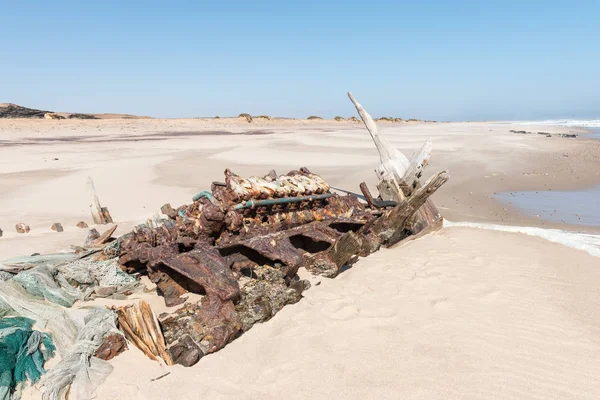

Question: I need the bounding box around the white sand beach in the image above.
[2,118,600,399]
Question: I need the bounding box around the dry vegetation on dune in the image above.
[238,113,252,123]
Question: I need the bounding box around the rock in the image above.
[0,103,50,119]
[0,228,2,238]
[558,134,578,138]
[168,334,204,367]
[76,221,89,228]
[94,333,128,361]
[15,223,30,234]
[30,253,40,256]
[68,113,97,119]
[51,223,64,232]
[84,228,101,246]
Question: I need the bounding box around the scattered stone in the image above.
[30,253,40,257]
[94,333,128,361]
[51,223,64,232]
[15,223,30,234]
[84,228,101,246]
[0,227,2,238]
[76,221,89,228]
[558,134,578,138]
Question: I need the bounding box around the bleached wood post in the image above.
[87,177,103,224]
[86,177,113,224]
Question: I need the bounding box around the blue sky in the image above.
[1,1,598,120]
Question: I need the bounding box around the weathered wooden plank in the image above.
[115,301,173,365]
[372,171,449,246]
[328,231,362,268]
[401,138,432,196]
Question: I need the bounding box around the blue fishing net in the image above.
[0,317,55,400]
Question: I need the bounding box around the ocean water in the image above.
[496,187,600,228]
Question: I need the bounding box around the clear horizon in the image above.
[1,1,599,121]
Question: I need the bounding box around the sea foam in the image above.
[443,220,600,258]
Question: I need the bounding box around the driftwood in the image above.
[86,177,113,224]
[115,301,173,365]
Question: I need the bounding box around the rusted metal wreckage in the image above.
[112,93,449,366]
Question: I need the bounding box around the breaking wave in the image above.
[443,220,600,258]
[516,119,600,128]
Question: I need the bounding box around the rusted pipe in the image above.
[232,193,332,210]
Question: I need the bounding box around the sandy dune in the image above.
[2,118,600,399]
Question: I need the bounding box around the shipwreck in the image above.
[0,93,448,399]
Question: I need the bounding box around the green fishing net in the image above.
[0,317,55,400]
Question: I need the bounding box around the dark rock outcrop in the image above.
[68,113,97,119]
[0,103,51,119]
